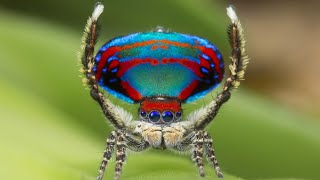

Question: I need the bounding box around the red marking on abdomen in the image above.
[199,46,223,81]
[121,81,142,101]
[178,80,199,100]
[161,58,204,78]
[200,57,211,70]
[117,58,159,77]
[151,59,159,65]
[96,43,222,84]
[160,45,168,50]
[96,47,121,80]
[151,45,158,50]
[108,60,119,71]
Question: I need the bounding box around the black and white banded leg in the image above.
[114,131,126,180]
[80,4,136,179]
[204,131,223,178]
[193,131,205,177]
[97,131,116,180]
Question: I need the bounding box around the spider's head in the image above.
[138,97,182,125]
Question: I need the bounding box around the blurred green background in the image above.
[1,0,320,180]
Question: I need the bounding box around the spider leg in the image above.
[203,131,223,178]
[185,6,249,130]
[97,131,117,180]
[115,131,126,180]
[172,130,223,177]
[193,131,205,177]
[125,133,150,152]
[173,131,195,152]
[97,131,149,180]
[79,2,132,129]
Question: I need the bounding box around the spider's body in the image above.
[94,31,224,128]
[79,3,249,180]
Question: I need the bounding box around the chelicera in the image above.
[79,2,249,180]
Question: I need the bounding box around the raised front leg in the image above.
[79,3,133,129]
[185,6,249,130]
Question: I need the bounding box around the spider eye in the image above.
[140,111,147,118]
[176,111,182,118]
[162,111,173,122]
[149,111,160,123]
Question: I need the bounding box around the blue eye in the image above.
[140,111,147,118]
[162,111,173,122]
[176,111,182,118]
[149,111,160,122]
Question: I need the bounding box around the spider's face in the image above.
[139,97,182,125]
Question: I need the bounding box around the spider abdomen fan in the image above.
[93,32,225,103]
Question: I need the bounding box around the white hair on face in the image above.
[92,2,104,21]
[226,5,238,23]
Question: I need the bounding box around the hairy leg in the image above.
[125,133,150,152]
[97,130,150,180]
[97,131,117,180]
[172,132,195,152]
[173,130,223,178]
[114,131,126,180]
[193,131,205,177]
[203,131,223,178]
[80,3,133,129]
[185,6,249,130]
[79,2,103,98]
[170,130,205,176]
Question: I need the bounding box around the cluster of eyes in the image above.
[140,110,182,123]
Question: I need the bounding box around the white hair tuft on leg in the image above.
[92,2,104,21]
[226,6,238,23]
